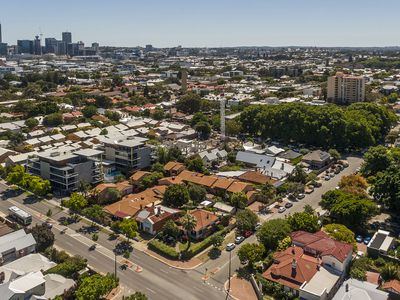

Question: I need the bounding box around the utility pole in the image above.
[228,250,232,293]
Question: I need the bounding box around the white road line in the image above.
[160,269,169,274]
[146,287,156,294]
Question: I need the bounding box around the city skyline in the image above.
[1,0,400,47]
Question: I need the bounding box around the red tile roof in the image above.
[291,231,353,263]
[263,246,319,290]
[382,279,400,294]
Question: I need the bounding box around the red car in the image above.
[243,230,252,238]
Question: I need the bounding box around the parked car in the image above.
[89,244,97,251]
[324,175,330,181]
[235,236,245,244]
[356,235,363,243]
[254,223,262,231]
[285,202,293,208]
[297,193,305,199]
[243,230,253,238]
[329,173,335,178]
[363,237,371,245]
[226,243,236,251]
[278,207,286,213]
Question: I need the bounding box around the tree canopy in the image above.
[320,190,377,229]
[30,223,55,252]
[240,102,396,149]
[75,273,118,300]
[163,184,190,208]
[237,243,265,267]
[236,209,259,232]
[256,219,291,250]
[287,212,319,233]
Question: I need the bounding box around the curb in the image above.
[223,274,241,300]
[143,249,204,270]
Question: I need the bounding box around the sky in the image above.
[1,0,400,48]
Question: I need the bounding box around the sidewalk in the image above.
[225,275,258,300]
[144,248,203,270]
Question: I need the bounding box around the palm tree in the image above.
[381,264,399,281]
[181,213,197,250]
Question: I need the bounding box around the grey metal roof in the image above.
[0,230,36,256]
[332,279,388,300]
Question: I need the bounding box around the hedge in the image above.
[148,239,179,259]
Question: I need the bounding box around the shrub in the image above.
[148,240,179,259]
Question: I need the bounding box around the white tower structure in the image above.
[220,96,226,140]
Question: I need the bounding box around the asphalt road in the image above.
[197,156,364,288]
[0,182,228,300]
[0,156,363,299]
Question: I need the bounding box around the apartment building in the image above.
[327,72,365,104]
[26,148,103,194]
[98,136,153,173]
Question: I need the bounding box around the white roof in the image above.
[9,271,45,293]
[300,267,339,296]
[0,230,36,255]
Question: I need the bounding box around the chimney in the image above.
[292,259,297,270]
[281,163,284,170]
[345,283,349,292]
[292,245,295,254]
[140,204,143,210]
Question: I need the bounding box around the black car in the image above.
[285,202,293,208]
[89,244,97,251]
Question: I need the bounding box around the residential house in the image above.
[291,231,353,273]
[381,279,400,299]
[103,185,166,219]
[94,181,132,204]
[136,205,181,235]
[163,161,185,176]
[302,150,331,170]
[0,148,17,164]
[238,171,275,186]
[198,149,227,167]
[263,231,353,299]
[333,279,389,300]
[129,171,151,188]
[183,209,219,240]
[0,229,37,265]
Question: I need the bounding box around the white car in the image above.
[226,243,236,251]
[297,193,305,199]
[235,236,245,244]
[278,207,286,213]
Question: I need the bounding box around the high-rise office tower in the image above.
[17,40,34,54]
[327,72,365,104]
[0,23,2,43]
[62,32,72,44]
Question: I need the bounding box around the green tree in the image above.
[43,112,63,126]
[24,117,39,129]
[328,149,340,161]
[256,219,291,250]
[191,112,208,127]
[161,220,180,239]
[30,223,55,251]
[324,223,356,247]
[237,243,265,268]
[187,183,206,204]
[236,209,259,232]
[75,273,118,300]
[163,184,190,208]
[82,105,98,118]
[181,213,197,249]
[288,165,307,184]
[210,234,224,249]
[82,205,106,224]
[6,164,26,185]
[381,264,400,281]
[230,192,248,209]
[176,93,202,114]
[320,190,377,229]
[277,236,292,251]
[47,255,87,278]
[361,145,392,177]
[64,192,88,212]
[194,121,211,140]
[259,183,277,204]
[186,157,206,173]
[123,292,148,300]
[288,212,319,233]
[118,218,138,242]
[105,110,121,122]
[372,165,400,212]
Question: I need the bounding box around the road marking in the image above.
[146,287,156,294]
[160,269,168,274]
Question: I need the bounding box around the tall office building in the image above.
[45,38,57,53]
[62,32,72,44]
[327,72,365,104]
[17,40,34,54]
[0,23,2,43]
